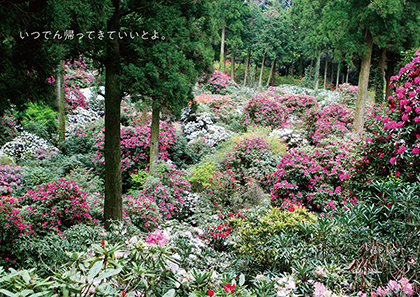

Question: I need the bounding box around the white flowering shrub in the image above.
[0,131,59,161]
[182,112,233,147]
[66,106,102,137]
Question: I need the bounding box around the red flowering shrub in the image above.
[94,115,176,189]
[270,139,358,212]
[0,113,18,147]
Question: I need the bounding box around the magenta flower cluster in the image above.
[198,70,239,94]
[265,87,319,117]
[337,83,358,106]
[243,93,290,129]
[301,104,354,144]
[221,137,278,191]
[0,165,22,196]
[270,140,357,212]
[123,163,191,231]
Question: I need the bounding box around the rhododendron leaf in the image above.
[96,268,122,282]
[239,273,245,286]
[0,289,16,297]
[162,289,175,297]
[87,260,103,281]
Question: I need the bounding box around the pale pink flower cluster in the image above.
[145,229,168,247]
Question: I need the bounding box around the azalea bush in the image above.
[0,112,19,147]
[243,94,290,129]
[198,69,239,95]
[300,104,354,144]
[270,137,358,212]
[220,137,279,192]
[337,83,358,107]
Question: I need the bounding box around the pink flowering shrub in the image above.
[21,179,94,236]
[277,94,319,118]
[123,162,191,231]
[205,95,242,125]
[337,83,358,107]
[145,229,168,247]
[243,94,290,129]
[94,115,176,189]
[198,70,239,95]
[0,165,22,196]
[220,138,279,192]
[357,277,417,297]
[301,104,354,144]
[357,47,420,182]
[270,139,358,212]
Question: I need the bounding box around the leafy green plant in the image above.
[190,161,217,192]
[129,169,149,191]
[18,102,57,138]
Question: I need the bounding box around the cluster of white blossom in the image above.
[270,128,308,148]
[66,106,102,136]
[277,84,341,108]
[182,112,233,146]
[0,131,59,161]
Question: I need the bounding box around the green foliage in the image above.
[190,161,217,192]
[18,102,57,139]
[129,170,149,192]
[231,206,317,272]
[0,156,14,166]
[231,126,287,156]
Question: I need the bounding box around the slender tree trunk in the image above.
[290,61,294,76]
[346,66,349,83]
[141,102,147,126]
[353,32,373,136]
[266,58,275,86]
[149,104,160,175]
[271,58,276,86]
[314,51,322,90]
[220,17,225,72]
[330,61,334,87]
[104,0,122,230]
[258,52,266,88]
[385,51,396,100]
[323,53,328,89]
[310,59,313,68]
[231,48,235,82]
[336,62,341,90]
[244,49,250,86]
[57,57,66,152]
[299,55,303,77]
[375,47,387,104]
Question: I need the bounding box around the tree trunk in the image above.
[271,58,276,86]
[353,32,373,136]
[375,47,387,104]
[220,17,225,72]
[231,48,235,82]
[330,61,334,87]
[323,53,328,89]
[141,102,147,126]
[346,66,349,83]
[258,52,266,88]
[298,55,303,77]
[57,58,66,152]
[314,51,322,90]
[266,58,275,86]
[149,104,160,175]
[336,61,341,90]
[104,0,122,230]
[244,49,250,86]
[385,51,396,100]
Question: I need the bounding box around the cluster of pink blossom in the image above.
[0,165,22,196]
[93,115,176,179]
[22,179,95,236]
[145,229,168,247]
[243,93,290,129]
[123,163,191,231]
[301,104,354,143]
[337,83,358,106]
[198,70,239,94]
[270,140,357,212]
[221,137,277,191]
[357,277,416,297]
